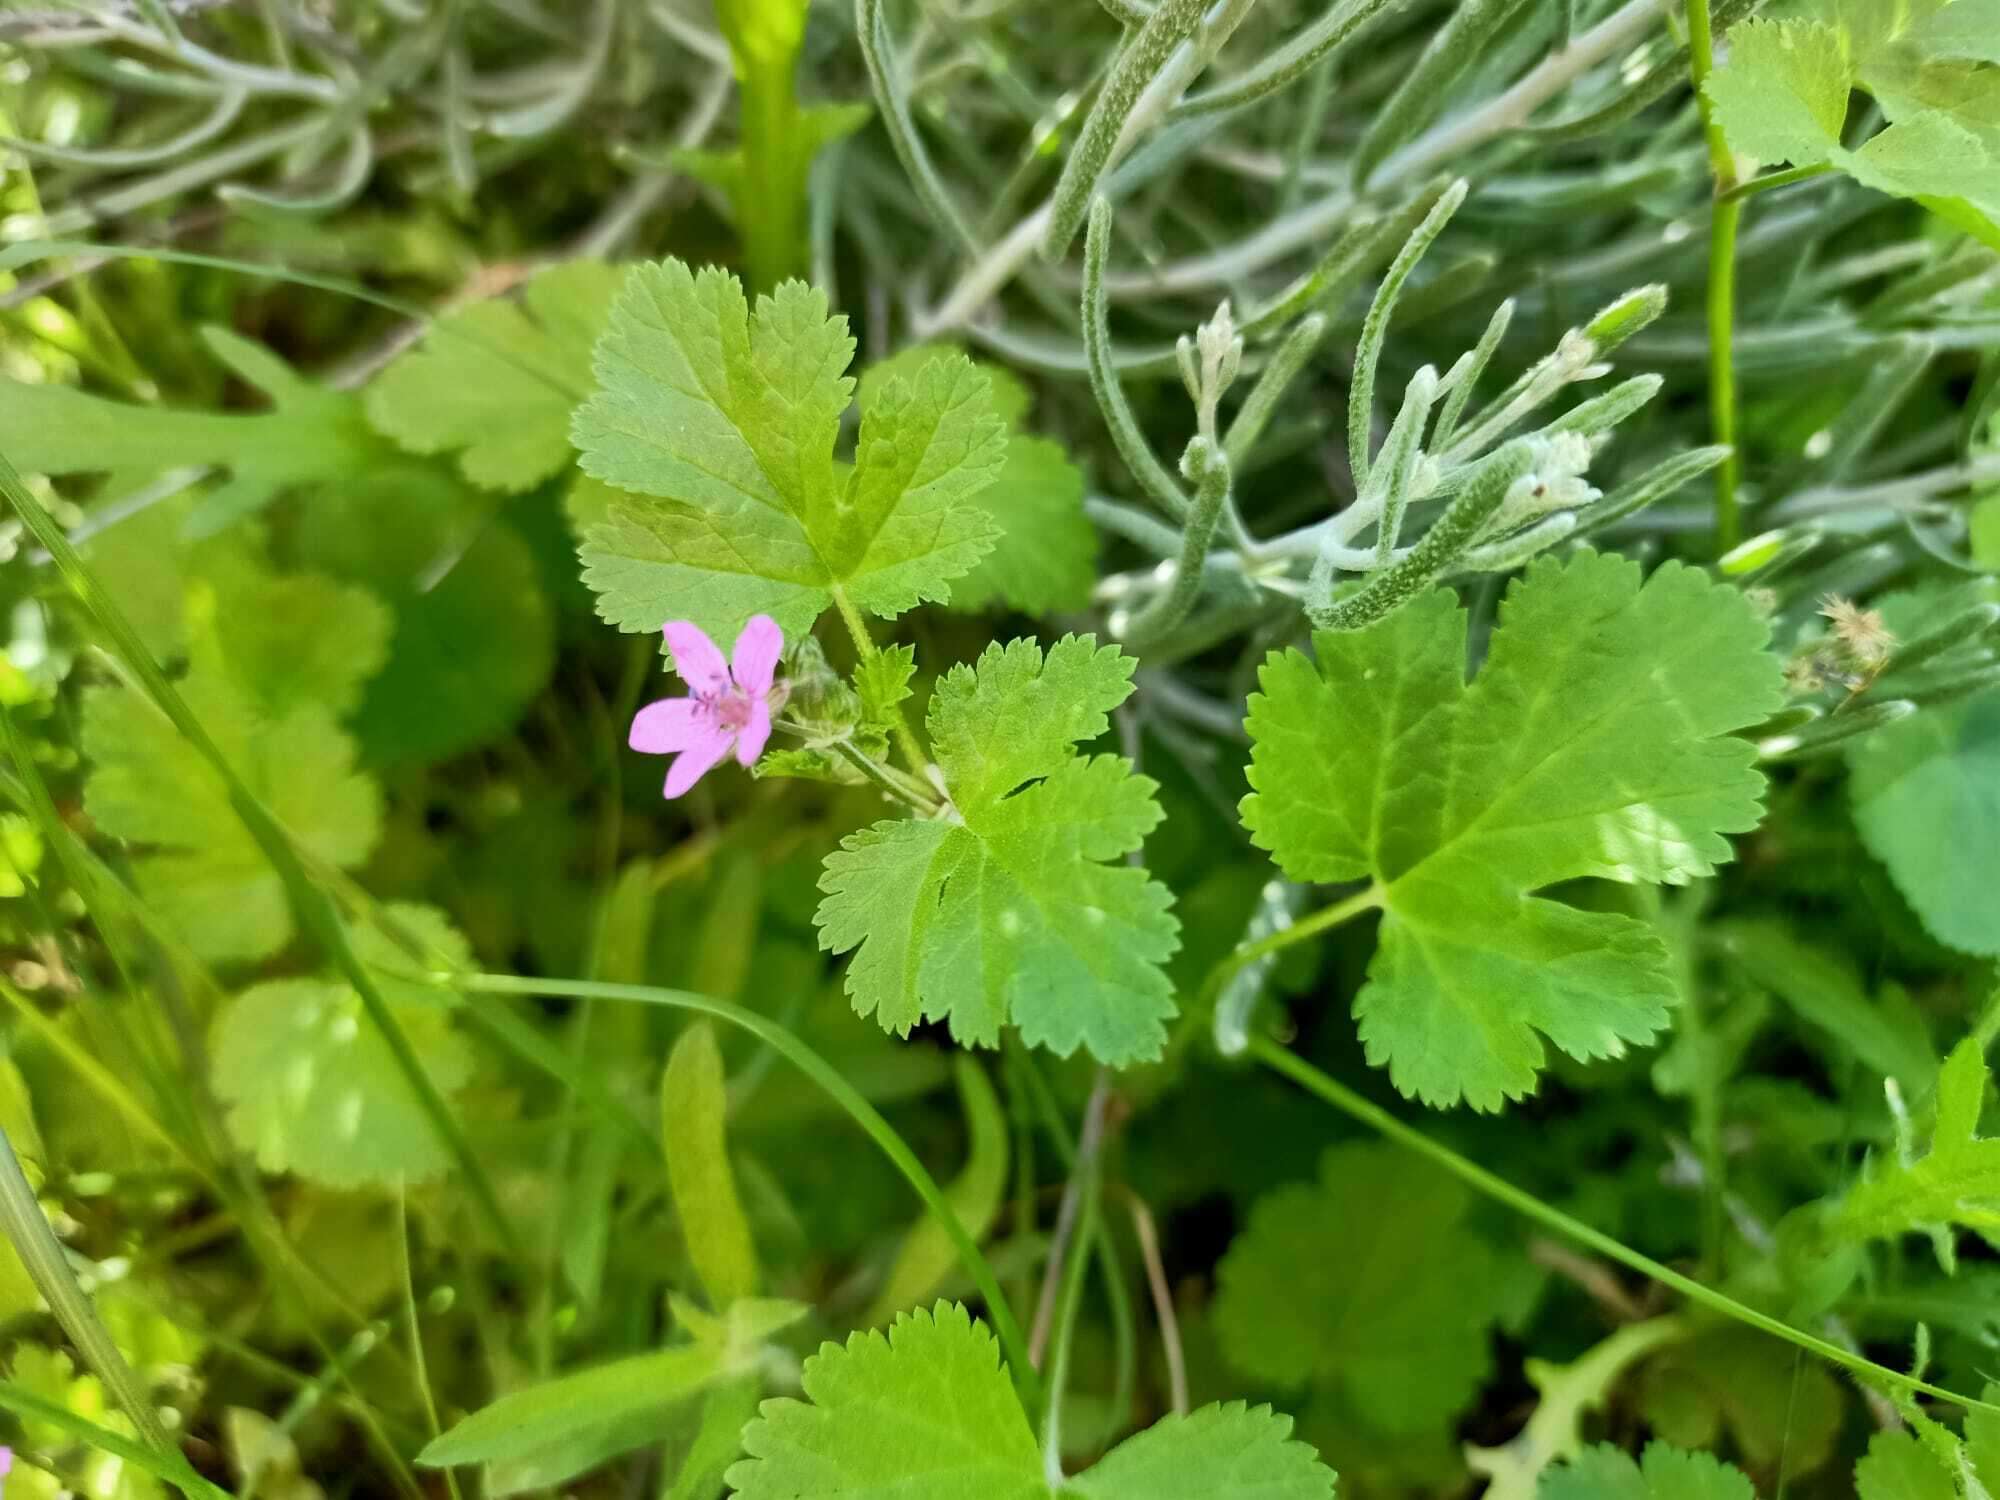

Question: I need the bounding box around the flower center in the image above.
[708,687,754,732]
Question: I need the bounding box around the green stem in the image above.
[1685,0,1743,550]
[1124,442,1233,651]
[1040,1188,1099,1487]
[397,1188,465,1500]
[1665,908,1727,1281]
[453,972,1041,1416]
[1706,196,1743,550]
[828,736,942,814]
[1196,883,1384,1018]
[1719,162,1836,203]
[736,55,806,290]
[1083,196,1192,521]
[1248,1035,2000,1414]
[830,588,929,774]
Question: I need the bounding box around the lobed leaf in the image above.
[1703,19,1851,167]
[1848,582,2000,957]
[859,348,1095,616]
[1215,1143,1513,1434]
[83,671,380,963]
[816,636,1179,1065]
[572,260,1004,646]
[1242,551,1783,1109]
[1832,1039,2000,1251]
[365,260,624,491]
[1539,1442,1755,1500]
[726,1301,1332,1500]
[210,906,475,1187]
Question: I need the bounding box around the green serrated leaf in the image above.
[188,544,391,718]
[1064,1401,1335,1500]
[1832,1038,1999,1250]
[953,433,1095,616]
[1841,109,1991,198]
[1636,1327,1844,1476]
[82,672,380,963]
[293,465,556,766]
[859,346,1094,615]
[1214,1143,1510,1434]
[572,261,1004,645]
[74,536,394,962]
[1539,1442,1755,1500]
[365,261,624,491]
[1849,583,2000,957]
[1907,0,2000,64]
[816,636,1180,1065]
[1704,19,1852,168]
[1241,552,1783,1109]
[1707,11,2000,223]
[729,1302,1040,1499]
[726,1302,1332,1500]
[1852,1377,2000,1499]
[856,642,917,728]
[1855,1428,1958,1500]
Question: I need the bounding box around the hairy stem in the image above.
[1084,195,1191,519]
[1122,441,1233,650]
[826,735,945,813]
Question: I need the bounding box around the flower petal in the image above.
[731,614,784,696]
[735,698,772,766]
[662,621,730,694]
[629,697,708,754]
[662,728,734,798]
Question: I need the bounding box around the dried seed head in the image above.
[1819,595,1895,669]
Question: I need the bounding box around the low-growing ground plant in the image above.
[0,0,1998,1497]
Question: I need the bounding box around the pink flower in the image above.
[630,616,784,798]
